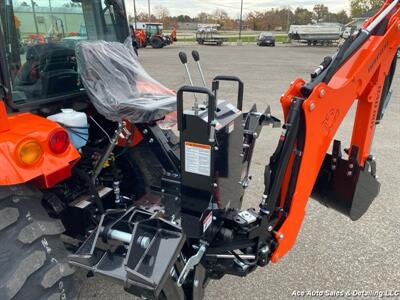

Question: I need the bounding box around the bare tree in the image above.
[212,9,229,28]
[197,12,210,23]
[153,5,170,22]
[313,4,330,23]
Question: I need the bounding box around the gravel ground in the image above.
[78,44,400,300]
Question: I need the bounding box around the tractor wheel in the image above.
[150,37,163,49]
[0,184,79,300]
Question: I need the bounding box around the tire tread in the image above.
[0,184,78,300]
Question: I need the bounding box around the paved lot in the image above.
[78,44,400,299]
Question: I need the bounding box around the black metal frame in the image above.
[68,73,285,299]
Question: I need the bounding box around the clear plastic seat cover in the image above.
[76,39,176,123]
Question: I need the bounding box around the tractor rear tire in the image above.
[150,37,163,49]
[0,184,79,300]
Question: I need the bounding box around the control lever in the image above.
[193,50,209,105]
[179,52,199,109]
[192,50,207,87]
[177,244,207,287]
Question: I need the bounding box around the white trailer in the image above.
[289,23,343,45]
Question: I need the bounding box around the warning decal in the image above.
[203,211,213,233]
[226,103,241,114]
[185,142,211,176]
[228,121,234,134]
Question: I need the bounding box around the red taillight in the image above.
[49,130,70,154]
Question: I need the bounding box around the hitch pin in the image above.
[177,244,207,287]
[206,254,256,260]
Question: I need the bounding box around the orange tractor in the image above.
[132,22,175,48]
[0,0,399,299]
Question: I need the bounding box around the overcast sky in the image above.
[125,0,350,18]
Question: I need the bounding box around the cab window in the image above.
[0,0,128,105]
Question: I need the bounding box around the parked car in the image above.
[257,32,276,47]
[397,48,400,58]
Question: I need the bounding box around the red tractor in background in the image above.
[132,22,176,48]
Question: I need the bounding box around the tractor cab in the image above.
[0,0,129,108]
[145,23,163,37]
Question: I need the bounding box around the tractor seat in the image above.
[76,40,176,123]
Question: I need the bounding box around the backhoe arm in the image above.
[266,0,400,262]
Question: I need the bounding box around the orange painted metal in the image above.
[271,1,400,263]
[171,27,177,42]
[135,30,147,47]
[0,102,10,133]
[0,110,80,187]
[117,123,143,147]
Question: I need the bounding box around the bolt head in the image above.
[319,89,326,98]
[279,233,284,240]
[260,246,270,255]
[137,236,151,249]
[268,225,273,232]
[309,102,316,111]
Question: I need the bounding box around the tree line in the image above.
[128,0,384,31]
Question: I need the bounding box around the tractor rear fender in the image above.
[0,101,80,188]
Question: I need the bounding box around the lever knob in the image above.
[179,52,188,64]
[192,50,200,62]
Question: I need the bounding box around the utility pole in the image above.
[148,0,151,22]
[238,0,243,45]
[49,0,54,23]
[31,0,39,34]
[133,0,137,28]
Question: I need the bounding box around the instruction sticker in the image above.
[226,103,241,114]
[228,121,234,134]
[185,142,211,176]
